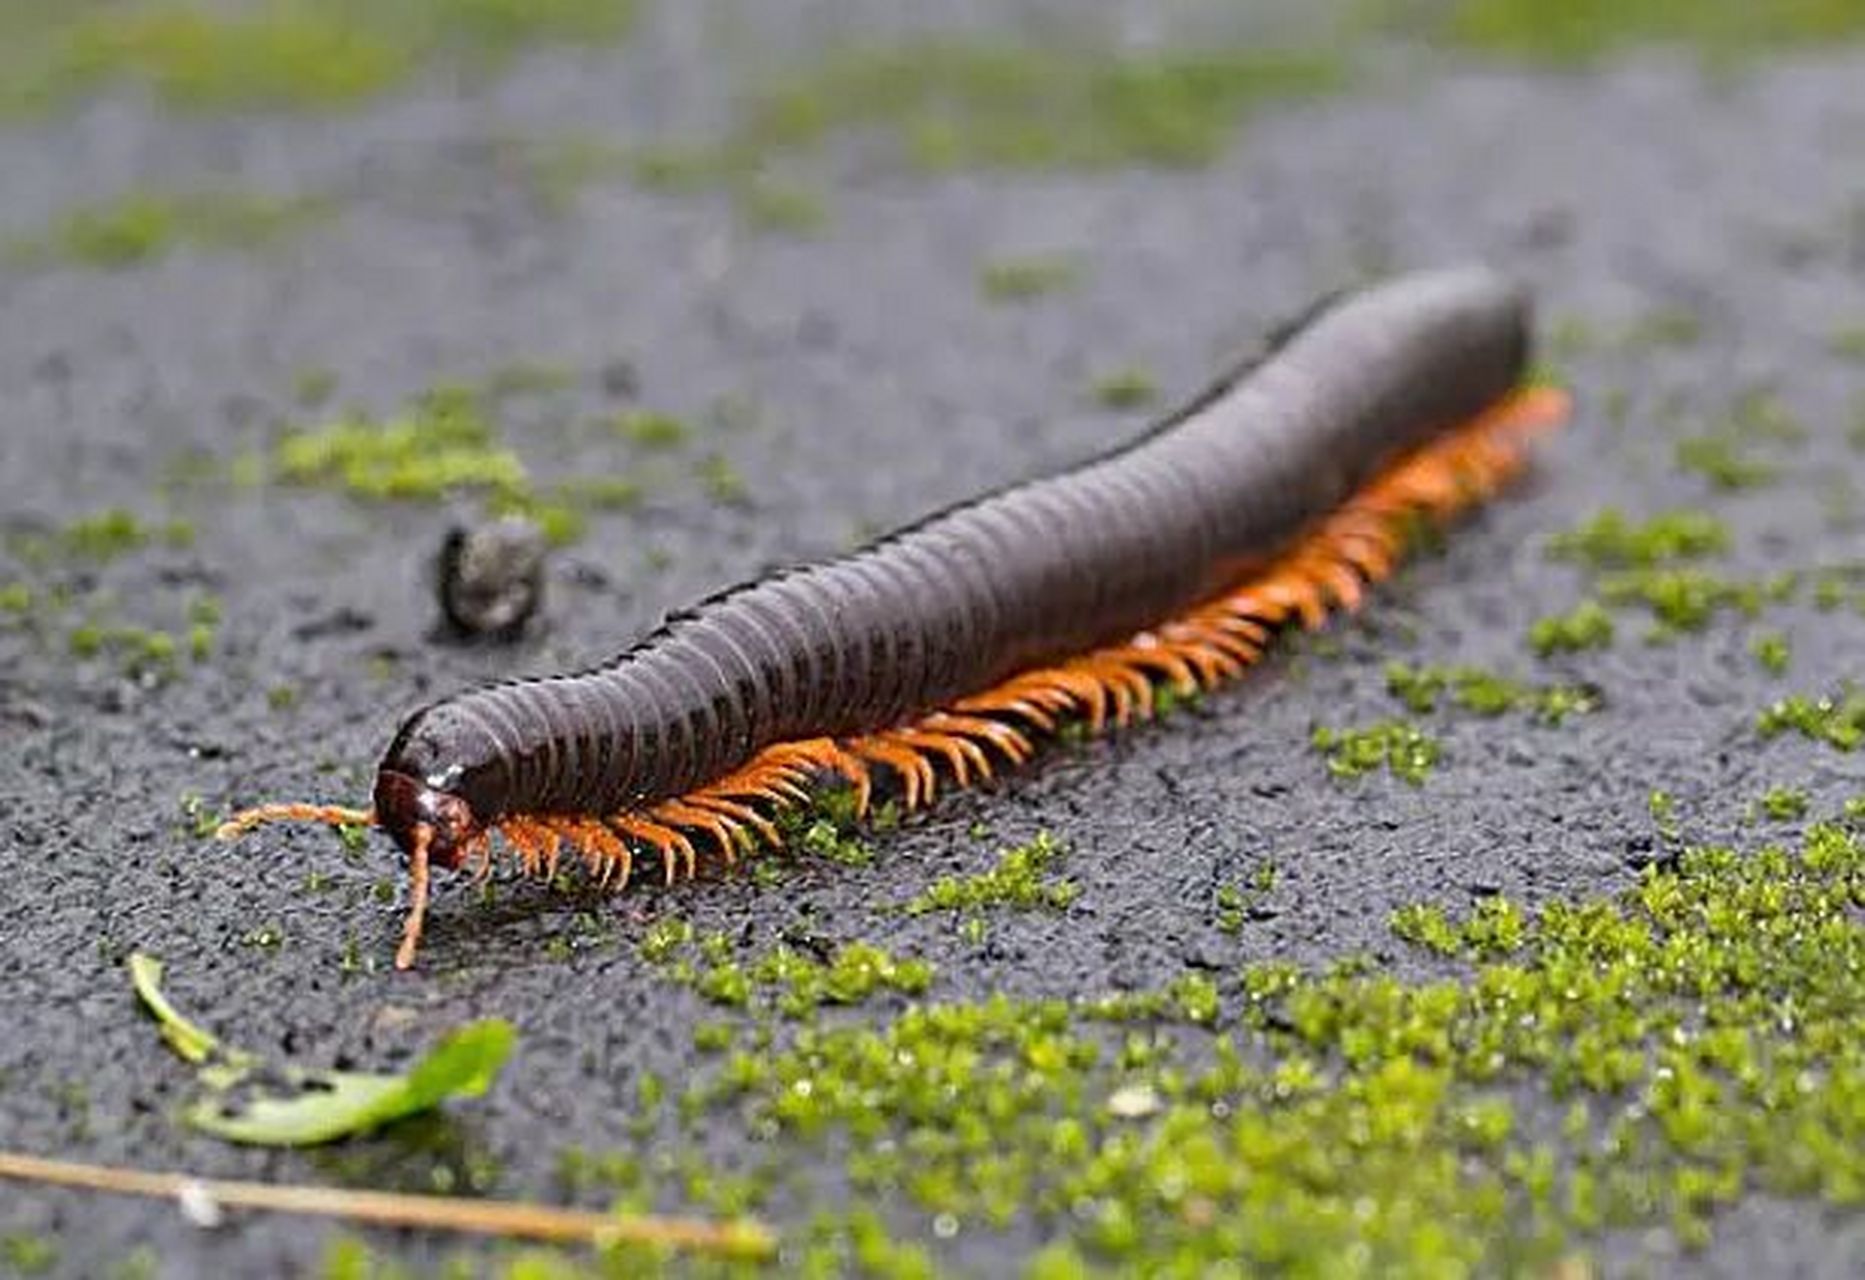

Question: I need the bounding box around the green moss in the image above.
[555,1144,643,1198]
[903,831,1075,915]
[550,476,643,510]
[491,134,632,212]
[1756,786,1809,821]
[1830,326,1865,362]
[645,922,933,1020]
[743,40,1344,173]
[13,189,328,269]
[737,176,828,234]
[608,410,690,450]
[1215,864,1277,935]
[292,366,339,409]
[239,922,285,950]
[775,794,878,867]
[693,942,935,1018]
[979,255,1081,303]
[1091,368,1158,410]
[639,919,694,965]
[8,506,197,566]
[1425,0,1865,63]
[1750,631,1791,676]
[275,385,525,501]
[1546,507,1728,569]
[648,818,1865,1273]
[3,0,641,118]
[107,1247,160,1280]
[1311,719,1440,785]
[696,453,749,505]
[1758,688,1865,751]
[66,622,181,678]
[1622,305,1704,349]
[1598,567,1794,636]
[1528,600,1614,656]
[1384,661,1598,725]
[0,1233,58,1276]
[1674,432,1779,491]
[61,508,150,560]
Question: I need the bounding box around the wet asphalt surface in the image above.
[2,4,1865,1276]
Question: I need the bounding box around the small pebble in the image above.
[436,516,546,641]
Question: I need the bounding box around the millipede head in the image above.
[372,769,481,871]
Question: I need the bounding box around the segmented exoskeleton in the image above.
[221,267,1570,967]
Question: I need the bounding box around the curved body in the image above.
[380,268,1530,830]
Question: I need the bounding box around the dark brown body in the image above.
[376,267,1531,859]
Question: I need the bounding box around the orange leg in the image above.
[951,689,1060,733]
[1074,655,1153,725]
[848,736,937,811]
[704,756,812,807]
[922,711,1034,764]
[544,815,633,888]
[683,792,781,848]
[496,816,561,879]
[765,737,872,817]
[989,668,1111,732]
[649,799,744,868]
[1156,629,1245,685]
[611,815,698,885]
[1112,634,1201,694]
[891,727,990,788]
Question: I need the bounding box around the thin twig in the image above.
[0,1150,776,1260]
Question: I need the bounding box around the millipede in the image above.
[220,266,1570,969]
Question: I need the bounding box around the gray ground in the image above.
[2,3,1864,1276]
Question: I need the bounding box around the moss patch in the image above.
[1759,688,1865,752]
[978,254,1082,303]
[902,830,1075,916]
[1528,600,1615,656]
[263,375,696,544]
[1546,507,1729,569]
[275,385,527,502]
[1091,368,1159,410]
[741,41,1343,173]
[606,410,690,451]
[1749,631,1791,676]
[1,0,641,117]
[6,507,193,567]
[1384,660,1597,724]
[568,818,1865,1276]
[1421,0,1865,63]
[10,190,329,270]
[1598,567,1795,638]
[1312,719,1440,784]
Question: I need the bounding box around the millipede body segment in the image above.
[221,267,1570,967]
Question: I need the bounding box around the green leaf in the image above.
[186,1020,515,1146]
[130,951,515,1146]
[128,953,229,1066]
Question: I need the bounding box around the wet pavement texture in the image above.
[2,4,1864,1276]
